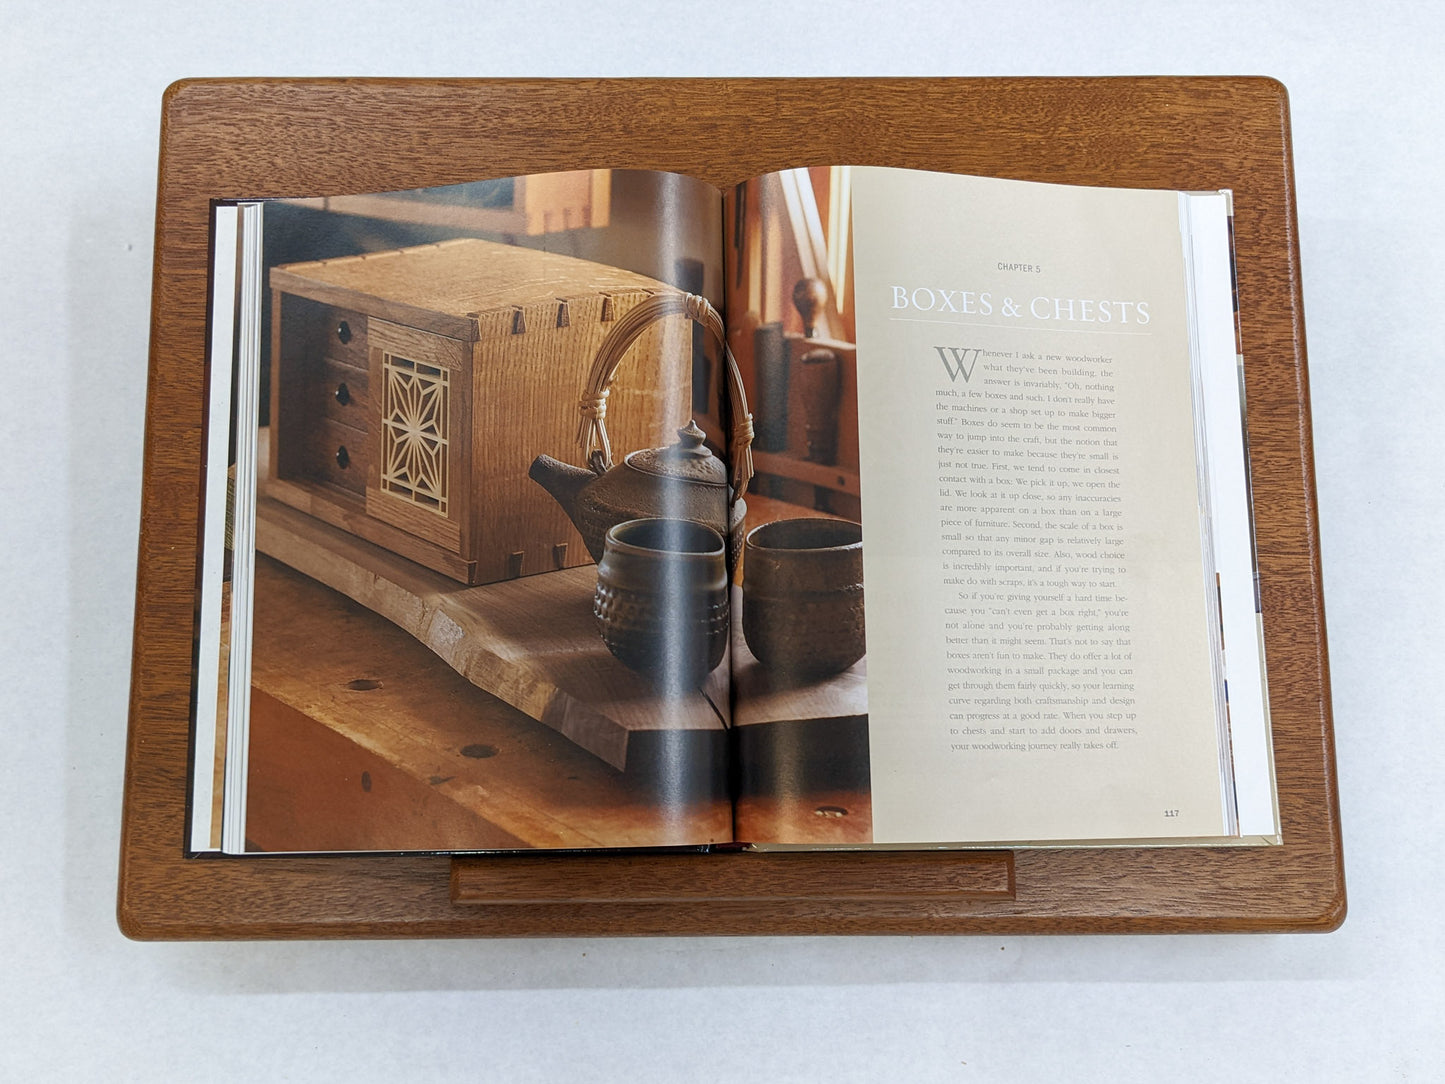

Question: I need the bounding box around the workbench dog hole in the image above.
[460,743,499,759]
[343,678,382,691]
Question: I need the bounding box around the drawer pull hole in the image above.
[335,445,350,469]
[336,320,352,344]
[334,381,351,405]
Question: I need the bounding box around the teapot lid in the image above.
[624,421,726,487]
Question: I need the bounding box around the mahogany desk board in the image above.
[120,77,1343,938]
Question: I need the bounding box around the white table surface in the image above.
[3,1,1440,1079]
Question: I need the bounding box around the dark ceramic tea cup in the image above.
[594,518,729,690]
[742,517,865,678]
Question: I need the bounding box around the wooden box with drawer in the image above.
[264,237,692,585]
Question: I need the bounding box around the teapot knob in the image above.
[675,420,709,456]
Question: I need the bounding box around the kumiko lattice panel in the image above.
[264,238,693,585]
[380,354,451,515]
[361,318,468,558]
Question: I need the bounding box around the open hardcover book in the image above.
[191,165,1278,855]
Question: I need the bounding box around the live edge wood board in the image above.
[121,78,1343,938]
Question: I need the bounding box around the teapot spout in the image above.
[529,454,596,526]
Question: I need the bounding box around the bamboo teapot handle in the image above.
[576,292,754,500]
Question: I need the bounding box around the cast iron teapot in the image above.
[528,292,754,568]
[530,420,747,567]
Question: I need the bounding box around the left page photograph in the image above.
[189,170,738,854]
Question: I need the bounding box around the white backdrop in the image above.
[3,2,1440,1079]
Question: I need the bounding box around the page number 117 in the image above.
[1164,809,1180,818]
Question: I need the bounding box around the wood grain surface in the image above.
[120,77,1343,938]
[247,556,732,852]
[270,237,683,341]
[451,849,1012,904]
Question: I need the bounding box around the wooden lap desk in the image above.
[120,77,1343,937]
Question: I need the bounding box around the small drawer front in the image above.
[313,356,371,428]
[289,299,371,371]
[299,416,369,496]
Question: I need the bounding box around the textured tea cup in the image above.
[742,517,865,678]
[594,518,729,690]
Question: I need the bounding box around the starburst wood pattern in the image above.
[380,354,450,515]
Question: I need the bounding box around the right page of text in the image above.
[850,168,1225,843]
